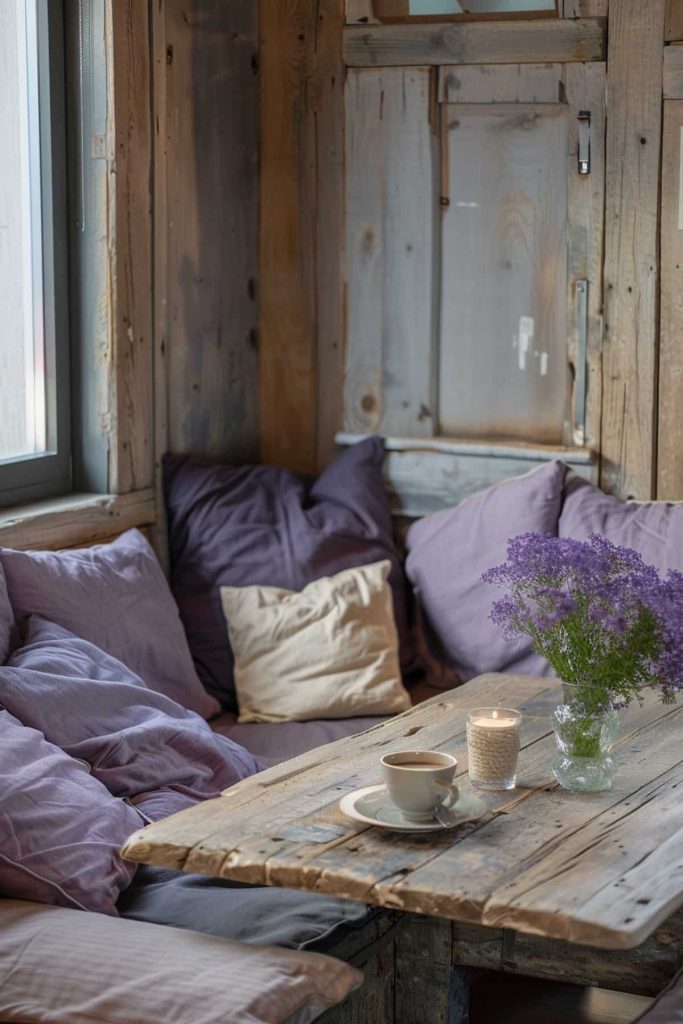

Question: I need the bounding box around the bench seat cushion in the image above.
[211,711,388,767]
[0,899,362,1024]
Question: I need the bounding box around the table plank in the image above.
[122,675,683,949]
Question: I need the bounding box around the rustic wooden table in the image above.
[123,673,683,954]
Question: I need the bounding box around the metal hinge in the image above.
[578,110,591,175]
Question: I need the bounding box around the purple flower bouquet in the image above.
[483,533,683,790]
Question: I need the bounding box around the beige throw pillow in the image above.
[220,560,411,723]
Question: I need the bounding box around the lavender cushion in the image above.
[0,710,142,913]
[0,529,218,719]
[559,471,683,572]
[0,617,261,819]
[405,462,566,680]
[164,436,409,709]
[0,563,11,663]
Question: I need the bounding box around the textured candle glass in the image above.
[467,708,521,790]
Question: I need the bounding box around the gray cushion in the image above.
[118,867,373,953]
[211,712,388,767]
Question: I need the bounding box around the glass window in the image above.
[0,0,70,506]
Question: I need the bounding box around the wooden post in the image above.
[600,0,665,499]
[657,101,683,498]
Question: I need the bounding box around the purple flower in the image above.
[483,532,683,707]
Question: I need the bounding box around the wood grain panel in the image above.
[564,62,606,451]
[657,101,683,499]
[666,0,683,40]
[259,0,317,473]
[664,44,683,99]
[601,0,665,499]
[343,19,606,66]
[313,0,347,469]
[438,62,562,103]
[344,68,437,437]
[165,0,259,463]
[563,0,608,15]
[108,1,154,494]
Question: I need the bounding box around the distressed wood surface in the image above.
[666,0,683,40]
[259,0,317,473]
[438,62,562,103]
[343,19,606,66]
[657,101,683,499]
[123,674,683,950]
[311,0,347,470]
[344,68,437,437]
[563,0,608,15]
[451,914,683,996]
[0,490,156,551]
[165,0,259,463]
[108,1,154,494]
[600,0,665,500]
[438,100,569,444]
[564,62,605,451]
[150,0,169,570]
[664,44,683,99]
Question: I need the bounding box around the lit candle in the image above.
[466,707,521,791]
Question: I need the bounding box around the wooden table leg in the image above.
[448,965,470,1024]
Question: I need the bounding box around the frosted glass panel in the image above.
[0,0,46,462]
[439,105,568,443]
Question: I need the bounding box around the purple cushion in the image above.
[559,471,683,572]
[164,436,409,709]
[0,563,11,663]
[0,710,141,914]
[0,616,261,820]
[405,462,566,680]
[0,529,218,719]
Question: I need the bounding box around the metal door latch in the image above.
[578,110,591,175]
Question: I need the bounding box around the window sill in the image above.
[0,488,156,551]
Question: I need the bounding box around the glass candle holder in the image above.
[467,708,521,791]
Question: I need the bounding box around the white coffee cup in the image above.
[381,750,459,822]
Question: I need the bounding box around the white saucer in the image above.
[339,785,487,833]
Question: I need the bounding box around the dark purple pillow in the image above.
[405,461,566,681]
[559,470,683,572]
[0,529,218,719]
[0,616,261,819]
[163,436,409,709]
[0,563,11,663]
[0,710,142,914]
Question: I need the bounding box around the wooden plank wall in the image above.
[259,2,683,505]
[259,0,346,473]
[161,0,260,464]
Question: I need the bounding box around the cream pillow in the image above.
[220,560,411,723]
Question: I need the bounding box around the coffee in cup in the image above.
[381,750,459,821]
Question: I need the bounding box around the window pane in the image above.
[0,0,47,462]
[409,0,556,12]
[438,105,569,444]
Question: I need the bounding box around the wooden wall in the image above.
[259,0,683,504]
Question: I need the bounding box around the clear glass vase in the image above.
[551,682,620,792]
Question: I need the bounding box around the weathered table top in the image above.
[122,673,683,951]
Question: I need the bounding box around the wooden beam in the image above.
[0,490,156,551]
[664,44,683,98]
[313,0,347,469]
[259,0,317,473]
[666,0,683,40]
[657,101,683,499]
[600,0,665,500]
[343,19,606,66]
[108,1,154,494]
[563,0,608,15]
[165,1,259,465]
